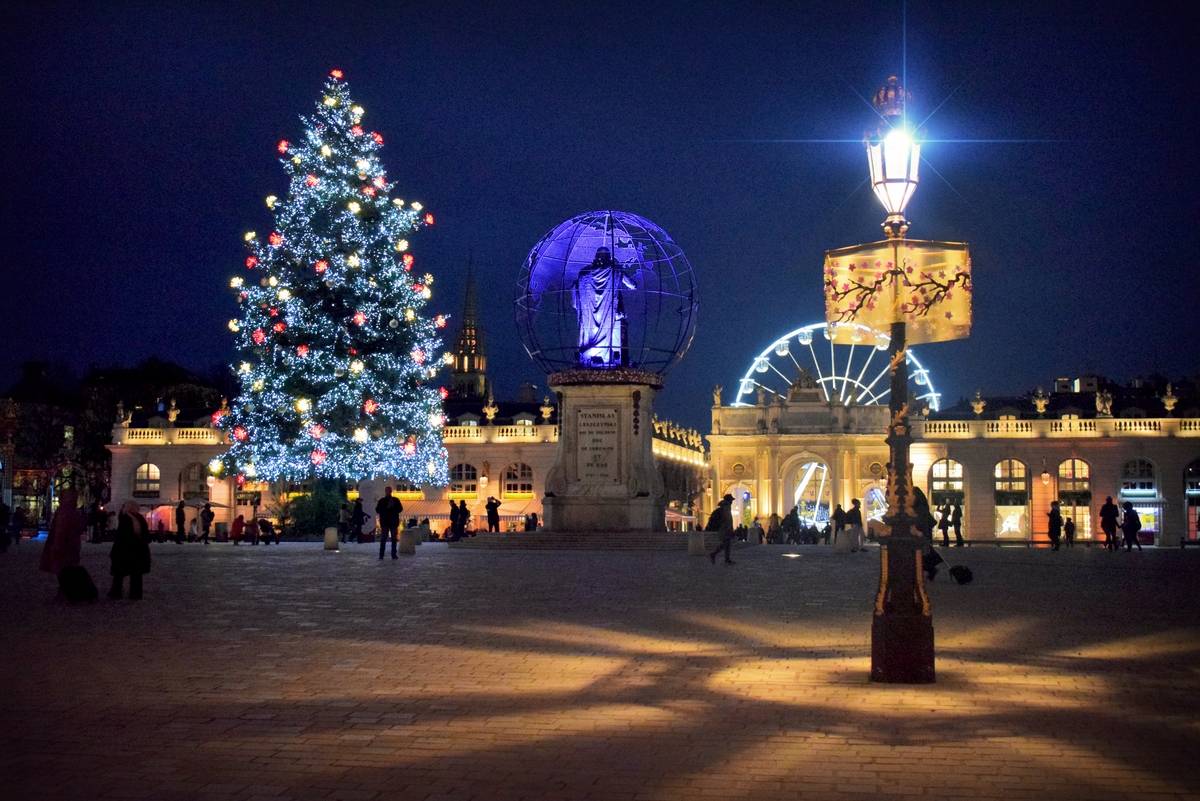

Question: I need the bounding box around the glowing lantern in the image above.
[373,176,385,188]
[371,132,383,144]
[330,69,343,79]
[265,195,277,208]
[311,450,327,465]
[438,387,449,400]
[435,315,446,328]
[348,201,361,214]
[362,186,375,197]
[353,428,369,443]
[351,125,363,136]
[232,426,248,441]
[295,398,311,413]
[403,440,416,455]
[211,410,226,427]
[315,260,328,274]
[272,322,286,333]
[277,140,289,154]
[296,345,309,357]
[268,232,282,246]
[252,328,266,345]
[411,348,425,364]
[352,311,366,325]
[350,360,364,373]
[246,256,257,268]
[424,213,434,225]
[402,254,414,270]
[227,320,240,332]
[363,398,379,414]
[305,174,318,187]
[309,424,324,439]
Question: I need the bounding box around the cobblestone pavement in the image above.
[3,539,1200,800]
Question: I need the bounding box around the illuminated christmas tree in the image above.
[219,70,450,484]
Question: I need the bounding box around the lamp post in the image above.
[823,76,973,683]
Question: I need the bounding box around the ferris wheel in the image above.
[733,322,940,411]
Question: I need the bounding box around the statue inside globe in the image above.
[572,247,638,367]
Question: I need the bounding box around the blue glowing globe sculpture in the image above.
[515,211,698,376]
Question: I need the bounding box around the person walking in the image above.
[109,500,151,600]
[1121,502,1143,552]
[845,498,865,552]
[375,486,403,559]
[708,494,736,565]
[951,502,964,546]
[1047,501,1063,551]
[1099,496,1120,551]
[188,518,200,542]
[485,496,501,532]
[230,514,245,545]
[1064,517,1076,548]
[200,503,214,545]
[338,503,351,543]
[40,488,84,596]
[245,516,259,545]
[937,502,952,547]
[174,500,187,545]
[350,499,367,543]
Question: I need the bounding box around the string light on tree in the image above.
[220,70,448,483]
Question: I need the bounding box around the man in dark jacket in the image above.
[109,500,151,599]
[1099,496,1120,551]
[375,487,403,559]
[174,500,187,545]
[708,494,736,565]
[485,497,501,532]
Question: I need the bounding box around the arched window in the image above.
[134,463,161,498]
[1058,459,1091,539]
[1186,459,1200,541]
[181,463,209,500]
[449,463,477,495]
[929,459,964,507]
[994,459,1028,538]
[504,463,534,497]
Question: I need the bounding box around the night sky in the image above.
[3,1,1197,434]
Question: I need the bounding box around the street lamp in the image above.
[865,76,920,239]
[823,76,973,683]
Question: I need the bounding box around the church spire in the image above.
[450,254,487,399]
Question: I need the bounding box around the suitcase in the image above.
[58,565,99,603]
[948,565,974,585]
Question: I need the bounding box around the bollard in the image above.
[688,530,706,556]
[323,526,339,551]
[398,528,418,555]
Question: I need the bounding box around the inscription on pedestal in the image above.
[576,407,619,482]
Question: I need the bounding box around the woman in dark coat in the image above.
[913,487,942,581]
[1047,501,1063,552]
[109,500,151,600]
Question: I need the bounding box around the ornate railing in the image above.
[917,417,1197,439]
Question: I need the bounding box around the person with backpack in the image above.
[200,503,215,545]
[708,494,736,565]
[1121,502,1143,552]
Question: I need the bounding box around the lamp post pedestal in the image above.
[870,321,935,683]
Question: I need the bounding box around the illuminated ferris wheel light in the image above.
[733,322,940,412]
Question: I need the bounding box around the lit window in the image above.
[1058,459,1092,538]
[450,463,477,495]
[504,463,534,496]
[1120,459,1156,495]
[134,463,161,497]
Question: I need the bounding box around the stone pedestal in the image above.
[323,526,339,551]
[542,370,666,533]
[399,528,418,555]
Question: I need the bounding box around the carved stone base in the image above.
[871,612,935,683]
[541,375,666,534]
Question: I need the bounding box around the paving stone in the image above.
[2,541,1200,799]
